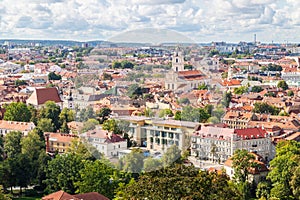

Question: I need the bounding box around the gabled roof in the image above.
[26,87,62,106]
[42,190,80,200]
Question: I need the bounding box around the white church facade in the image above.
[165,48,210,93]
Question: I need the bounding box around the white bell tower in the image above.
[172,47,185,72]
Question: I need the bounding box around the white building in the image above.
[0,120,35,136]
[164,48,210,93]
[191,126,274,163]
[116,116,199,153]
[81,127,127,158]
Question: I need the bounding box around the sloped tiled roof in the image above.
[42,190,80,200]
[26,87,62,106]
[234,127,267,140]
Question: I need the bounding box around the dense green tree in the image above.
[36,151,51,191]
[287,90,294,97]
[253,102,280,115]
[112,61,122,69]
[44,153,84,194]
[256,181,272,200]
[28,105,38,125]
[97,107,112,123]
[0,135,4,161]
[116,164,241,200]
[81,118,99,133]
[121,60,134,69]
[290,165,300,198]
[37,118,55,133]
[3,102,31,122]
[174,111,181,120]
[4,131,22,158]
[126,84,143,98]
[222,91,232,108]
[204,104,214,115]
[277,80,289,90]
[48,72,62,80]
[75,160,117,199]
[267,140,300,200]
[21,131,45,160]
[178,97,190,105]
[0,185,11,200]
[123,148,145,174]
[232,149,256,200]
[143,157,163,172]
[15,79,27,86]
[21,131,45,186]
[198,83,208,90]
[14,153,31,194]
[162,145,182,167]
[234,86,248,95]
[102,119,118,133]
[67,138,95,160]
[59,108,75,133]
[38,101,61,131]
[264,91,276,97]
[144,108,154,117]
[251,86,263,93]
[158,109,173,118]
[180,106,210,122]
[232,149,256,183]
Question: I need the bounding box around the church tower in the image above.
[172,47,185,72]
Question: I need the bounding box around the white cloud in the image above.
[0,0,299,42]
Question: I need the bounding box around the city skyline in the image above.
[0,0,300,43]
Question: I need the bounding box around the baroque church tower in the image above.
[172,47,185,72]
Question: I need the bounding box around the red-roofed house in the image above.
[42,190,109,200]
[224,152,269,184]
[0,120,35,136]
[44,132,78,154]
[190,126,274,163]
[81,127,127,158]
[26,87,63,108]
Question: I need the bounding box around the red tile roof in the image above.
[45,132,78,143]
[42,190,80,200]
[26,87,62,106]
[234,127,267,140]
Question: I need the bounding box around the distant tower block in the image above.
[254,34,257,45]
[172,47,185,72]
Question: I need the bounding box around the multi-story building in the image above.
[116,116,199,152]
[164,49,210,93]
[81,127,127,158]
[221,111,258,129]
[44,132,78,154]
[191,126,274,163]
[0,120,35,136]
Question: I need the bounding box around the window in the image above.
[118,145,120,148]
[169,133,174,139]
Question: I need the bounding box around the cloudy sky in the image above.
[0,0,299,43]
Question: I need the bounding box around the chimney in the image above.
[44,133,50,153]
